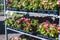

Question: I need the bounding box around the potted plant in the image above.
[29,19,39,35]
[19,0,29,12]
[15,17,31,32]
[37,21,59,40]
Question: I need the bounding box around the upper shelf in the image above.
[6,10,60,18]
[6,8,58,14]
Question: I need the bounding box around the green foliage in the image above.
[7,0,57,10]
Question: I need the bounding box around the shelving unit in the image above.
[5,10,60,40]
[5,0,60,40]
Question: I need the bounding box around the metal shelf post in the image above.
[59,9,60,40]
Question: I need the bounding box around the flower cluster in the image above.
[37,21,60,40]
[5,14,60,40]
[6,0,58,10]
[16,17,31,32]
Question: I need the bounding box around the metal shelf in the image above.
[5,9,60,40]
[6,10,60,18]
[7,27,47,40]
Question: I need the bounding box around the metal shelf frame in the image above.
[6,10,60,18]
[6,27,47,40]
[4,0,60,40]
[5,10,60,40]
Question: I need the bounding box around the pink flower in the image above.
[52,24,56,26]
[14,37,19,40]
[57,27,60,31]
[24,18,29,22]
[16,20,20,24]
[50,24,56,27]
[57,1,60,5]
[46,26,48,32]
[20,18,24,20]
[45,21,49,27]
[20,17,25,20]
[45,23,48,27]
[5,16,8,19]
[28,23,31,27]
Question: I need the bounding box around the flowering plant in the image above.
[37,21,49,35]
[29,19,39,32]
[16,17,31,32]
[37,21,60,40]
[39,0,57,10]
[6,0,58,10]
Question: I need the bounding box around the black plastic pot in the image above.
[11,8,19,11]
[20,29,25,32]
[7,8,19,11]
[27,9,33,12]
[19,8,27,12]
[7,26,14,29]
[27,32,33,35]
[48,37,55,40]
[47,10,57,14]
[7,8,12,10]
[37,9,43,13]
[37,33,55,40]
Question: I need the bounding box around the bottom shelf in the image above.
[9,34,41,40]
[7,28,56,40]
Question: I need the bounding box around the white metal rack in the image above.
[5,10,60,40]
[6,10,60,18]
[4,0,60,40]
